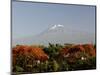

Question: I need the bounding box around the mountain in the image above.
[12,24,95,46]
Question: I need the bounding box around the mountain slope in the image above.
[12,24,95,46]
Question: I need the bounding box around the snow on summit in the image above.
[49,24,64,30]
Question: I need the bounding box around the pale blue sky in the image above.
[12,1,96,39]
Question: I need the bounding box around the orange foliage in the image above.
[12,45,49,65]
[12,44,96,65]
[82,44,96,57]
[30,46,49,61]
[59,44,96,63]
[68,44,85,53]
[59,47,69,56]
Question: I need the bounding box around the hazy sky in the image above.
[12,1,96,39]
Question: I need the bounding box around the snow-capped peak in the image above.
[57,24,64,27]
[50,24,64,30]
